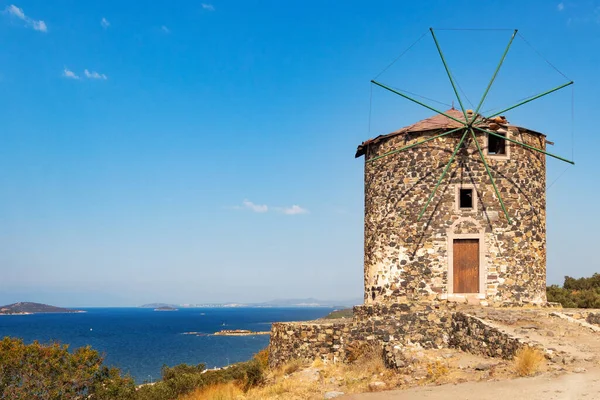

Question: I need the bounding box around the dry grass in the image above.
[513,346,545,377]
[426,360,449,382]
[244,377,321,400]
[282,359,305,375]
[180,382,244,400]
[177,340,400,399]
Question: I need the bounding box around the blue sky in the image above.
[0,1,598,306]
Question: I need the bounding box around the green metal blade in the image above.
[371,80,467,126]
[418,129,468,221]
[472,29,517,124]
[469,127,511,223]
[486,81,573,119]
[474,126,574,165]
[366,126,466,163]
[430,28,469,122]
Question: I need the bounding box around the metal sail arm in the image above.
[472,29,518,124]
[367,126,465,163]
[469,127,511,223]
[430,28,469,122]
[418,129,469,221]
[473,126,575,165]
[485,81,573,119]
[371,80,467,126]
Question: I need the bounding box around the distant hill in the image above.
[254,298,362,308]
[139,303,178,309]
[154,306,178,311]
[139,298,363,308]
[0,302,81,315]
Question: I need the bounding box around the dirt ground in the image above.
[344,367,600,399]
[343,309,600,400]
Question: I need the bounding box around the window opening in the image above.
[459,188,473,209]
[488,132,506,155]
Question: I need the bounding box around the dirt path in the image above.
[344,368,600,400]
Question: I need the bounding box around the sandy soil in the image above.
[344,368,600,399]
[344,309,600,400]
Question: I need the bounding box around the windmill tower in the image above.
[356,29,574,306]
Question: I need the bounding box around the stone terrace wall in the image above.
[269,304,453,367]
[268,321,351,367]
[451,312,529,359]
[269,306,557,367]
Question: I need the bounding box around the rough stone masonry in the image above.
[355,109,547,306]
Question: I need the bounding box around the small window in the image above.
[488,132,506,155]
[459,188,473,209]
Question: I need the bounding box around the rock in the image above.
[521,325,539,330]
[324,391,345,399]
[573,367,587,373]
[442,353,454,359]
[369,381,386,390]
[546,331,555,337]
[474,363,493,371]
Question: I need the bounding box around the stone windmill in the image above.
[356,29,574,306]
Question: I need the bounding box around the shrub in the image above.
[547,275,600,308]
[253,348,269,370]
[283,359,305,375]
[139,359,266,399]
[513,346,544,377]
[0,337,136,400]
[345,340,382,364]
[426,360,449,381]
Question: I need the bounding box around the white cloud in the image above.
[32,20,46,32]
[101,17,110,29]
[84,69,108,80]
[161,25,170,33]
[232,200,308,215]
[280,205,309,215]
[557,2,564,11]
[62,68,80,80]
[201,3,215,11]
[241,200,268,213]
[6,5,24,19]
[4,4,47,32]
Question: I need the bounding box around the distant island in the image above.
[183,329,270,337]
[213,329,269,336]
[0,302,83,315]
[154,306,178,312]
[139,303,178,309]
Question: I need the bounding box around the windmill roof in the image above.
[355,109,545,158]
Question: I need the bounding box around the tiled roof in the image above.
[355,109,544,158]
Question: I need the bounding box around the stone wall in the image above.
[450,312,526,358]
[269,307,558,367]
[361,124,547,305]
[269,304,453,367]
[268,321,351,367]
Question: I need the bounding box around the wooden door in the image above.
[453,239,479,293]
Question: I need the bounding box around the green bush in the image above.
[0,337,136,400]
[547,274,600,308]
[0,337,267,400]
[137,357,266,399]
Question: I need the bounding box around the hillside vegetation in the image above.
[547,274,600,308]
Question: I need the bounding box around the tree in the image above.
[0,337,136,400]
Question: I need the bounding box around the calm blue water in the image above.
[0,307,331,383]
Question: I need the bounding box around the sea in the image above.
[0,307,333,383]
